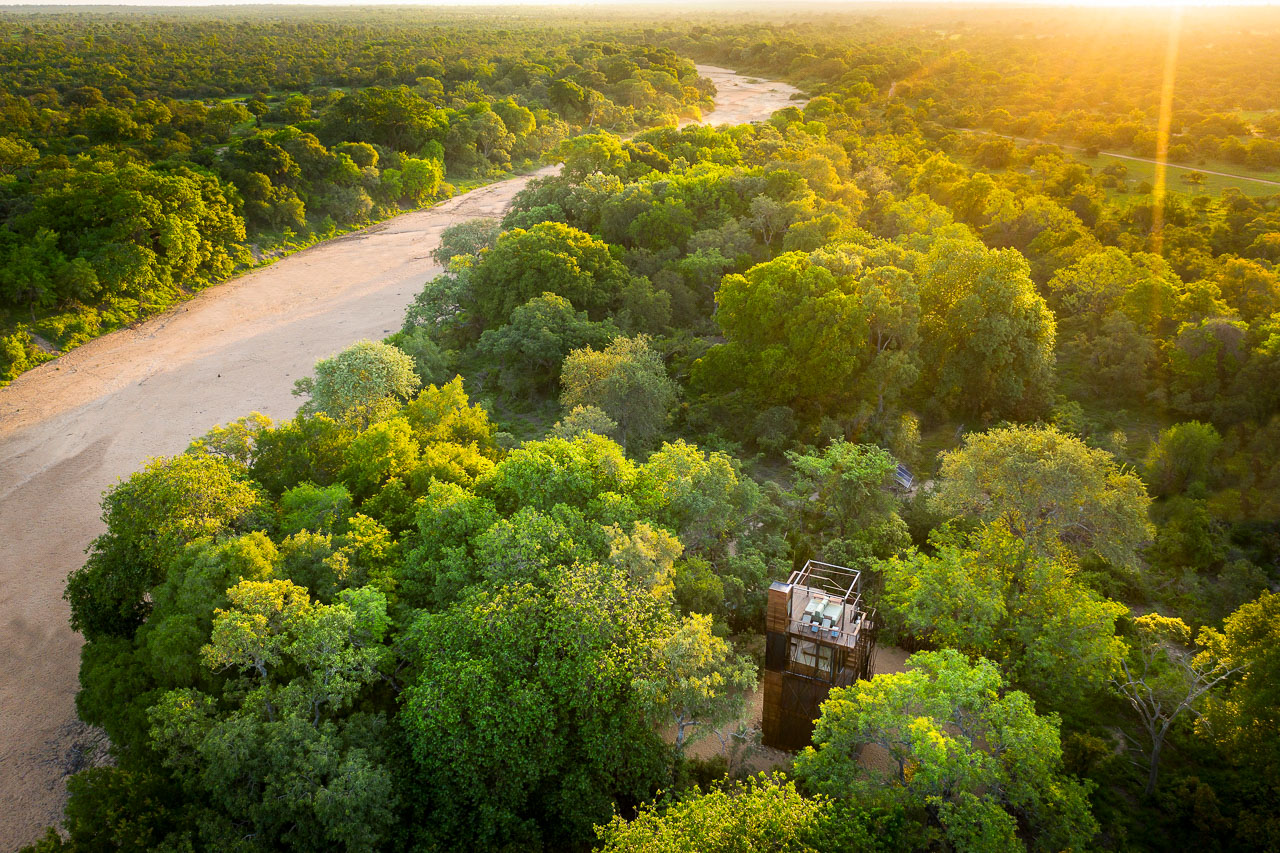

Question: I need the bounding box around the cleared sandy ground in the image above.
[671,644,912,776]
[688,65,800,127]
[0,66,801,850]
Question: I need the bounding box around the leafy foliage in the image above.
[294,339,421,424]
[795,650,1098,852]
[35,8,1280,850]
[470,222,634,325]
[918,238,1057,420]
[596,774,893,853]
[932,425,1154,571]
[561,335,678,452]
[0,12,711,384]
[401,562,672,849]
[881,521,1127,702]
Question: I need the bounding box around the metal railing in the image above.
[787,559,863,600]
[786,610,867,648]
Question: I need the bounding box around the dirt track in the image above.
[0,65,801,850]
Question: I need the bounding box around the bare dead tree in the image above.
[1111,613,1242,795]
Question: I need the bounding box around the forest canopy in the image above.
[11,4,1280,853]
[0,7,713,384]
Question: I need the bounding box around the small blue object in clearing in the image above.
[894,463,914,489]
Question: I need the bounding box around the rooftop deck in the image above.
[777,560,871,651]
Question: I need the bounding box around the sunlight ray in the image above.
[1150,5,1183,255]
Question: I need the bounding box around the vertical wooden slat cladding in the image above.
[765,631,788,671]
[766,582,790,633]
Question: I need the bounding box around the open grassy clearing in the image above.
[1072,150,1280,198]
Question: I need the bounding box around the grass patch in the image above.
[962,129,1280,197]
[1073,150,1280,198]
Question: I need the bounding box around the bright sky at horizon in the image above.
[2,0,1278,7]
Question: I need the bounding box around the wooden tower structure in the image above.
[761,560,878,751]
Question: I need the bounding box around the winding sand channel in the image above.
[0,65,802,849]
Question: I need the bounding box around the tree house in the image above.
[762,560,878,751]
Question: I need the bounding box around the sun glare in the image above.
[1151,4,1183,253]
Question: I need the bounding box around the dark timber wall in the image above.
[761,579,878,751]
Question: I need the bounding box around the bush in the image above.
[1144,421,1223,497]
[294,339,421,423]
[753,406,797,455]
[0,329,40,385]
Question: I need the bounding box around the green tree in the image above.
[150,580,395,850]
[402,263,474,349]
[468,222,632,325]
[15,767,188,852]
[554,132,632,181]
[202,578,311,675]
[476,292,618,397]
[596,774,887,853]
[335,141,378,169]
[400,561,673,849]
[397,156,443,205]
[279,482,353,535]
[0,134,38,175]
[697,248,922,430]
[249,413,356,497]
[1143,421,1222,497]
[786,440,909,570]
[186,412,273,466]
[1167,317,1250,420]
[854,265,922,424]
[22,162,245,304]
[403,375,498,449]
[552,404,619,440]
[636,440,760,555]
[639,613,757,757]
[748,194,810,246]
[138,532,279,690]
[462,108,516,168]
[549,78,590,121]
[795,650,1098,852]
[561,335,677,452]
[0,228,96,311]
[293,339,421,425]
[66,453,269,639]
[204,101,250,138]
[341,417,419,498]
[396,479,499,609]
[320,85,446,152]
[604,520,683,600]
[1112,613,1240,795]
[493,98,535,139]
[918,238,1056,420]
[697,252,871,422]
[479,433,636,517]
[319,183,374,225]
[933,425,1153,571]
[1199,591,1280,785]
[881,521,1127,701]
[226,137,301,186]
[1211,257,1280,322]
[431,217,500,266]
[1060,309,1156,405]
[246,97,268,126]
[280,94,313,124]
